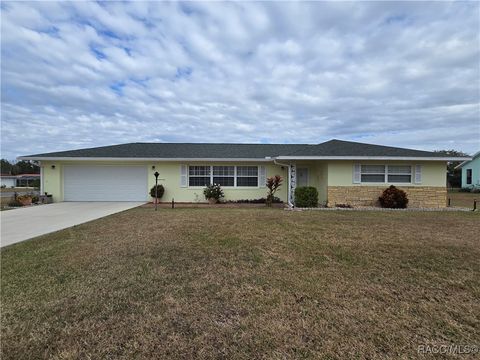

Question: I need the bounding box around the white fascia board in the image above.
[454,160,470,169]
[17,156,274,162]
[274,156,472,161]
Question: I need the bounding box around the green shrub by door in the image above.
[294,186,318,207]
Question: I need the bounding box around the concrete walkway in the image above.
[0,202,144,248]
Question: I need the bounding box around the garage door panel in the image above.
[64,166,148,201]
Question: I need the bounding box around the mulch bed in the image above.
[141,202,286,209]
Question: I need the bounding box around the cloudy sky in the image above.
[1,1,479,160]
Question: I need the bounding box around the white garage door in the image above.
[63,165,148,201]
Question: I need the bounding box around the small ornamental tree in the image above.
[378,185,409,208]
[266,175,283,207]
[150,184,165,202]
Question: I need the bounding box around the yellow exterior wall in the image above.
[148,162,287,202]
[40,159,446,204]
[40,160,288,203]
[327,161,447,187]
[40,161,63,202]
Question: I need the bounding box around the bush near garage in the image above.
[149,185,165,200]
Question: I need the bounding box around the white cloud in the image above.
[1,1,479,160]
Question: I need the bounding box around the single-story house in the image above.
[0,173,40,188]
[0,175,17,188]
[455,150,480,188]
[18,139,470,208]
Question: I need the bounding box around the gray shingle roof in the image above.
[20,139,458,159]
[283,140,450,157]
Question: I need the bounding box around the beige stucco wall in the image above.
[40,160,287,203]
[147,162,287,202]
[327,161,447,187]
[41,159,447,206]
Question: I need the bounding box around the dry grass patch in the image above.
[447,191,479,208]
[1,208,479,359]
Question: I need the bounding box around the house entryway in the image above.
[297,168,309,186]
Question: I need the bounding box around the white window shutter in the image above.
[353,164,361,184]
[180,164,188,187]
[414,165,422,184]
[259,166,266,187]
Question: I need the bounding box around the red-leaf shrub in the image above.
[378,185,409,208]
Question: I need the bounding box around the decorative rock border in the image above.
[285,206,475,212]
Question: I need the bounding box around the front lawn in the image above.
[1,208,479,359]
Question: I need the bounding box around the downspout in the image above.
[273,158,293,207]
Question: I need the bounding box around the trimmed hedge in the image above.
[294,186,318,207]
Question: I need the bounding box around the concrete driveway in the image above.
[0,202,144,248]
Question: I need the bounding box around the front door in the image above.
[297,168,309,187]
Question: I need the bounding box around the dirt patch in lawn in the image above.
[1,208,479,359]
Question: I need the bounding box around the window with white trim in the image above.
[236,166,258,187]
[360,165,412,183]
[187,165,259,187]
[213,166,235,186]
[387,165,412,183]
[360,165,385,183]
[188,166,210,186]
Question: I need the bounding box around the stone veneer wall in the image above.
[327,186,447,208]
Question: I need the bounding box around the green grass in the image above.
[1,208,479,359]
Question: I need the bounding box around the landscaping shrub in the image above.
[459,187,472,193]
[378,185,409,208]
[204,184,224,203]
[294,186,318,207]
[149,184,165,199]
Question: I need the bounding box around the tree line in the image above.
[1,159,40,175]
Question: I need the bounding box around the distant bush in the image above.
[226,197,283,204]
[294,186,318,207]
[335,203,353,208]
[379,185,408,208]
[460,186,480,193]
[149,184,165,199]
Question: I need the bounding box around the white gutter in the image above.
[275,156,472,161]
[274,159,293,208]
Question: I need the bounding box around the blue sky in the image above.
[1,1,479,160]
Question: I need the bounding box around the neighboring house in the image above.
[1,175,16,188]
[18,139,470,208]
[455,150,480,188]
[0,174,40,188]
